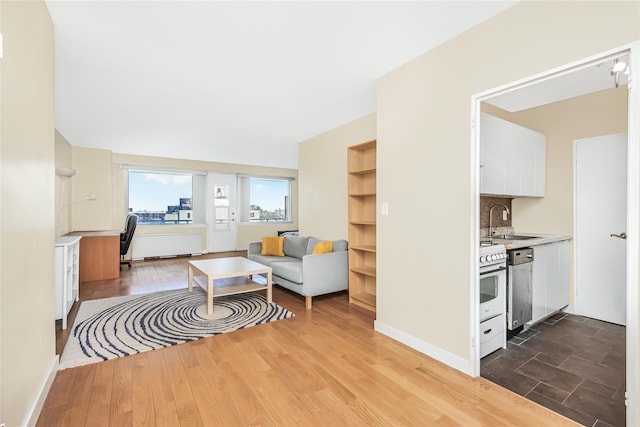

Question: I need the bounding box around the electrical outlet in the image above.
[503,210,508,221]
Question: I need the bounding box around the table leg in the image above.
[267,270,272,303]
[207,276,214,314]
[188,264,193,292]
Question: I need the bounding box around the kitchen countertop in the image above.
[487,233,572,250]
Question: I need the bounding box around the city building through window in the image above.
[239,177,291,222]
[128,170,290,225]
[129,171,194,225]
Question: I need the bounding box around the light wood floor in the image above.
[40,253,578,426]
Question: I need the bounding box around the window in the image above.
[239,177,292,222]
[128,170,205,225]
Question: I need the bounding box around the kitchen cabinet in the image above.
[480,112,546,197]
[55,236,81,329]
[348,139,377,312]
[529,240,570,325]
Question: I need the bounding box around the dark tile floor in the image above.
[481,312,626,427]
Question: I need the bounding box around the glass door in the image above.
[207,173,237,252]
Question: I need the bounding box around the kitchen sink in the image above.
[494,234,538,240]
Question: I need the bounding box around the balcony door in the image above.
[207,173,237,252]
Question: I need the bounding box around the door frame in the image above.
[470,41,639,425]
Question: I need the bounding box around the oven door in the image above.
[480,265,506,322]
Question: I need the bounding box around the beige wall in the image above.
[483,88,628,307]
[0,2,56,426]
[55,130,73,236]
[375,0,638,366]
[71,146,113,231]
[298,113,376,239]
[69,149,298,251]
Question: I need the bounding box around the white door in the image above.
[207,173,237,252]
[575,133,627,325]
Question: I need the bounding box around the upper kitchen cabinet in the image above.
[480,112,546,197]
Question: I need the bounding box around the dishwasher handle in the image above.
[508,248,534,265]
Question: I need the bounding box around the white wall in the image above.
[1,2,57,425]
[375,0,638,369]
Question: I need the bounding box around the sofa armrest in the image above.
[248,241,262,256]
[301,251,349,297]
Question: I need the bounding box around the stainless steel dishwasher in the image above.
[507,247,534,333]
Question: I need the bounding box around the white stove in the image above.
[479,243,508,358]
[479,243,507,269]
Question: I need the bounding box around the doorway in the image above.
[207,173,238,252]
[472,43,639,426]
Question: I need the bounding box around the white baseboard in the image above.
[563,304,576,314]
[25,355,59,427]
[374,320,474,376]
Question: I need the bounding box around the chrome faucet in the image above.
[488,203,510,240]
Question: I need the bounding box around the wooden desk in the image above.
[66,231,120,282]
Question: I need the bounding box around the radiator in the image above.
[132,233,202,260]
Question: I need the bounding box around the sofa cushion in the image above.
[306,237,320,254]
[261,236,284,256]
[333,239,348,252]
[307,237,348,254]
[271,261,303,284]
[311,240,333,254]
[249,254,299,267]
[283,235,310,259]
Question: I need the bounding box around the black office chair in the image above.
[120,214,138,269]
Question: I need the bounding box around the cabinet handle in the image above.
[483,328,492,335]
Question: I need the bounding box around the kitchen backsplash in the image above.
[480,196,513,235]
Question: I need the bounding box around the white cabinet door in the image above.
[546,240,570,313]
[519,128,537,196]
[528,241,570,326]
[480,113,507,195]
[504,124,522,196]
[480,113,546,197]
[532,132,546,197]
[531,244,547,324]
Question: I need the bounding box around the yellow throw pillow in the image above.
[312,241,333,254]
[261,236,285,256]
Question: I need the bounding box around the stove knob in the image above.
[480,256,486,263]
[491,254,498,261]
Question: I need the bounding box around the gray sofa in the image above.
[248,235,348,309]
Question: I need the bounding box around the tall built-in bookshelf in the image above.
[347,139,376,312]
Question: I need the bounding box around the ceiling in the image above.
[486,54,630,112]
[46,1,518,169]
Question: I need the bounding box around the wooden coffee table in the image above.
[188,257,272,314]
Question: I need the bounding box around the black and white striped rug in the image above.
[59,288,294,370]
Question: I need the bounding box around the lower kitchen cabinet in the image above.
[529,240,570,325]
